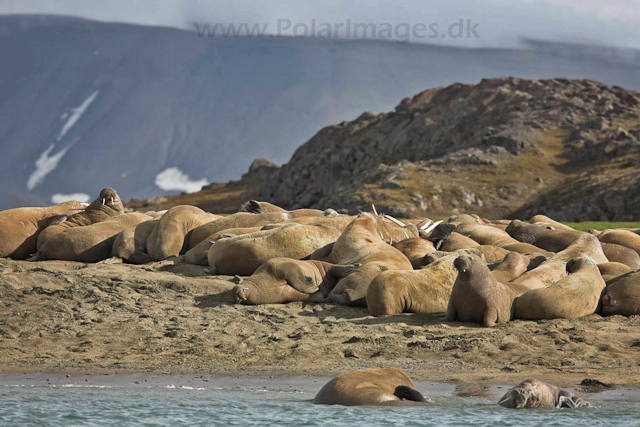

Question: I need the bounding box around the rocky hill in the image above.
[142,77,640,221]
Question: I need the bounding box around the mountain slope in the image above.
[2,14,640,209]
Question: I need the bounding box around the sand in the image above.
[1,258,639,389]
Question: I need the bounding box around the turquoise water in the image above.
[0,375,638,426]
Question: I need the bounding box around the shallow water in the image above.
[0,374,638,426]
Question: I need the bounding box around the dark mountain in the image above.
[1,14,640,209]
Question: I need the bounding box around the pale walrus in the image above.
[499,379,588,408]
[313,368,425,406]
[232,258,359,305]
[445,255,519,327]
[392,237,436,269]
[0,201,86,259]
[30,213,152,263]
[207,223,343,276]
[110,219,159,264]
[513,257,605,320]
[146,205,220,261]
[366,254,458,316]
[36,188,124,249]
[318,213,413,306]
[601,271,640,316]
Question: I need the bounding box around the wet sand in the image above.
[1,258,639,388]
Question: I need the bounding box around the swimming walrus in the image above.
[366,254,458,316]
[232,258,360,304]
[392,237,436,269]
[313,368,426,406]
[316,213,413,306]
[455,222,553,257]
[207,223,343,276]
[601,270,640,316]
[514,257,605,320]
[36,188,124,250]
[29,213,153,263]
[499,379,588,408]
[146,205,220,261]
[0,200,86,259]
[109,219,159,264]
[445,255,521,327]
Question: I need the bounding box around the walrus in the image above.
[392,237,436,269]
[445,255,519,327]
[110,219,159,264]
[601,270,640,316]
[318,213,413,306]
[29,213,152,263]
[490,252,528,283]
[510,234,608,291]
[207,223,343,276]
[499,379,588,408]
[183,226,264,266]
[239,200,331,218]
[0,200,86,259]
[596,229,640,256]
[313,368,425,406]
[366,254,458,315]
[514,257,605,320]
[36,188,124,249]
[420,248,485,266]
[598,262,634,284]
[187,212,292,250]
[146,205,219,261]
[528,214,576,230]
[456,222,553,256]
[232,258,359,304]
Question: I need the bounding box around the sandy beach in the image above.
[1,258,639,388]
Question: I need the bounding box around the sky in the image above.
[1,0,639,49]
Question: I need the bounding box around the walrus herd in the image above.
[3,187,628,408]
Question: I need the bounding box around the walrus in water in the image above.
[392,237,436,269]
[601,270,640,316]
[455,222,553,257]
[207,223,343,276]
[146,205,219,261]
[514,257,605,320]
[317,213,413,306]
[232,258,360,304]
[36,188,124,250]
[366,254,458,316]
[499,379,588,408]
[109,219,159,264]
[29,213,152,262]
[313,368,426,406]
[445,255,521,327]
[0,200,86,259]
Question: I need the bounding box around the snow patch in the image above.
[57,90,99,141]
[27,144,71,190]
[51,193,91,204]
[155,167,208,193]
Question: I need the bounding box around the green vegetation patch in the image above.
[564,222,640,232]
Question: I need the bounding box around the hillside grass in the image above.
[564,222,640,232]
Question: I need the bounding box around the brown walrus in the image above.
[499,379,588,408]
[514,257,605,320]
[232,258,359,304]
[317,213,413,306]
[455,222,553,257]
[239,200,331,218]
[528,214,576,231]
[110,219,159,264]
[29,213,152,263]
[146,205,219,261]
[207,223,343,276]
[445,255,520,327]
[313,368,425,406]
[601,271,640,316]
[184,226,264,266]
[366,254,458,316]
[36,188,124,250]
[596,229,640,256]
[0,200,86,259]
[489,252,528,283]
[598,262,634,284]
[392,237,436,269]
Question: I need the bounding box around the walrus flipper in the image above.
[557,396,577,408]
[393,385,426,402]
[48,215,68,226]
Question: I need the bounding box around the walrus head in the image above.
[93,188,124,212]
[453,255,474,274]
[499,384,531,408]
[233,285,250,304]
[239,200,264,214]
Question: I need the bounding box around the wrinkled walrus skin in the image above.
[499,379,588,408]
[313,369,426,406]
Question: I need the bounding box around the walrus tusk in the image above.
[384,214,406,227]
[80,202,90,208]
[423,220,443,235]
[403,230,409,238]
[379,231,384,240]
[419,219,433,230]
[371,204,378,216]
[102,198,105,205]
